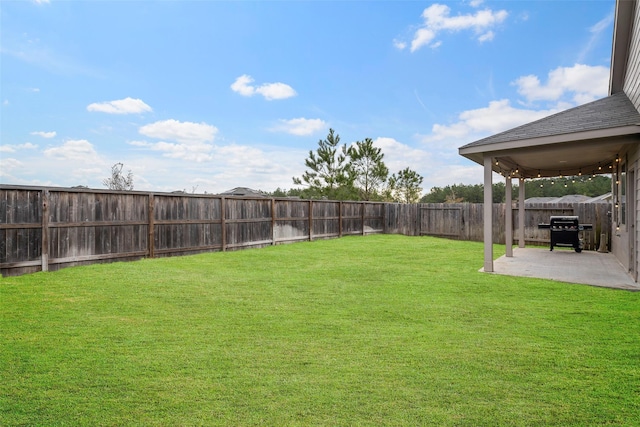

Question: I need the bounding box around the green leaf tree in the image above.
[386,167,424,203]
[292,129,355,199]
[348,138,389,201]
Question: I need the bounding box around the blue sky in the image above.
[1,0,615,195]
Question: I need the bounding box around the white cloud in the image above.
[423,99,558,144]
[410,28,437,51]
[31,130,56,138]
[513,64,609,104]
[43,139,101,162]
[139,119,217,144]
[133,119,219,162]
[393,39,407,50]
[478,31,494,43]
[230,75,256,97]
[417,65,609,148]
[590,10,614,34]
[0,158,23,173]
[270,118,327,136]
[577,10,615,63]
[87,97,152,114]
[231,74,297,100]
[373,137,433,173]
[399,3,508,52]
[131,140,214,162]
[0,142,38,153]
[3,40,99,77]
[255,82,297,101]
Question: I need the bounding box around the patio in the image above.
[487,247,640,291]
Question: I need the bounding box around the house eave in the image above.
[459,124,640,159]
[609,0,636,94]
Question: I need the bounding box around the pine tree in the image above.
[292,129,354,199]
[386,168,423,203]
[348,138,389,201]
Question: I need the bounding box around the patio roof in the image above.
[459,92,640,178]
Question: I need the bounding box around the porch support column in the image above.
[519,177,526,248]
[505,176,513,257]
[483,155,494,272]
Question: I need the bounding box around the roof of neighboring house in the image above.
[460,92,640,150]
[584,192,612,203]
[219,187,266,197]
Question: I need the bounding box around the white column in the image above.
[519,177,526,248]
[484,155,494,272]
[505,176,513,257]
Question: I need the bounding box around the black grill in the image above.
[538,216,593,253]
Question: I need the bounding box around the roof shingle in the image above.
[460,92,640,149]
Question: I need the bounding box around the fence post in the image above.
[361,202,365,236]
[271,198,276,245]
[41,189,49,272]
[309,200,313,241]
[382,203,387,234]
[339,201,343,237]
[221,197,226,251]
[148,193,155,258]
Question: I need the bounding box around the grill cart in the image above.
[538,216,593,253]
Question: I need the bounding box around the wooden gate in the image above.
[420,205,463,239]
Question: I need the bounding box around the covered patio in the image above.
[489,247,640,291]
[459,0,640,288]
[459,92,640,285]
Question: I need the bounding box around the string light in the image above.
[537,170,541,178]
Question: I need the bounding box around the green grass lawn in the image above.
[1,235,639,426]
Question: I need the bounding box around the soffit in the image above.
[459,93,640,178]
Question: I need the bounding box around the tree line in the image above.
[420,176,611,203]
[272,129,424,203]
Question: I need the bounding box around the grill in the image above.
[538,216,593,253]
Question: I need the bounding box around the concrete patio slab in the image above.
[486,247,640,291]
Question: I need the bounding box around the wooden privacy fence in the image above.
[1,185,612,276]
[0,186,386,276]
[418,202,610,250]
